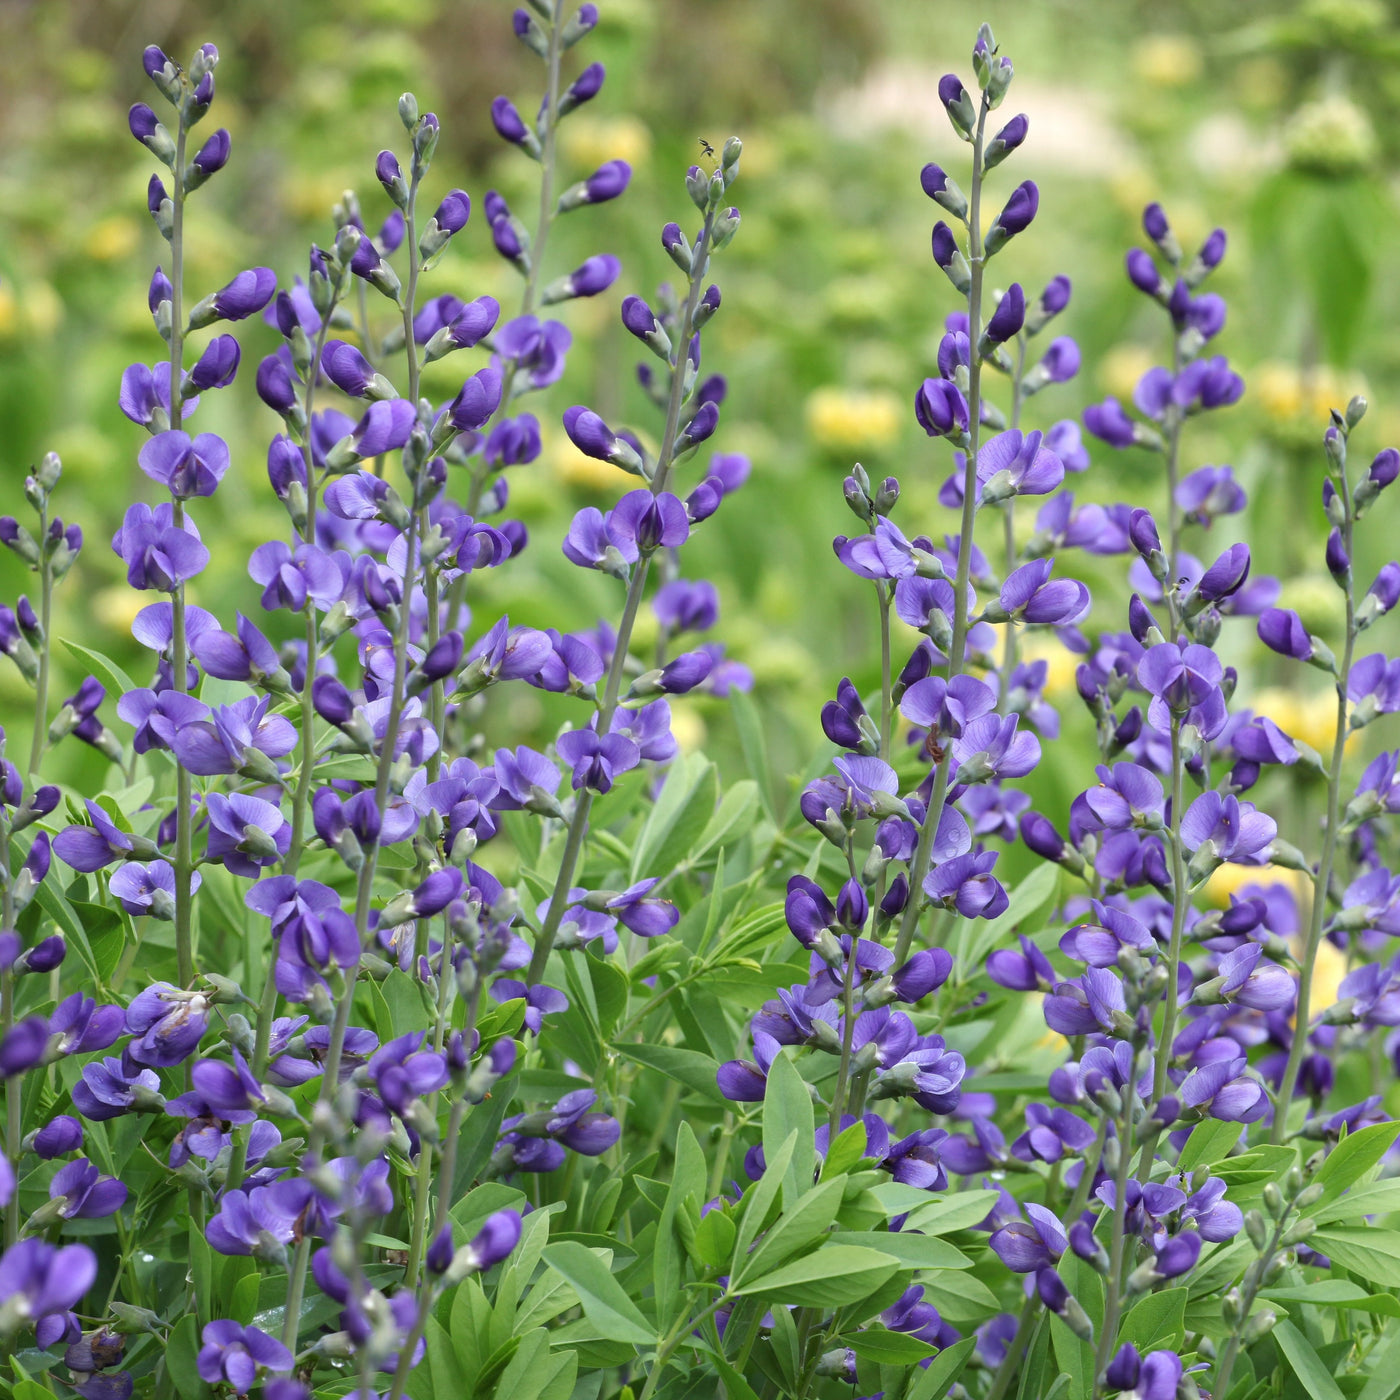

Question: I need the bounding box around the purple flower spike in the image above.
[0,1239,98,1321]
[137,431,230,499]
[196,1322,293,1395]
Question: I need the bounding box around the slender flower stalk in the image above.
[168,117,196,992]
[526,197,725,986]
[1271,451,1357,1141]
[893,98,988,967]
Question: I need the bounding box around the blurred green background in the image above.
[5,0,1400,878]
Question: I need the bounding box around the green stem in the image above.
[999,335,1026,698]
[1,867,17,1245]
[892,99,989,966]
[1137,717,1187,1179]
[1094,1070,1139,1393]
[283,506,423,1349]
[1271,464,1356,1143]
[455,0,566,530]
[26,523,52,782]
[984,1294,1037,1400]
[525,201,719,986]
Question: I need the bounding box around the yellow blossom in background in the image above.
[549,426,626,490]
[0,279,63,342]
[1100,343,1155,402]
[804,387,902,452]
[668,704,707,754]
[559,114,653,173]
[1109,169,1156,220]
[83,215,140,263]
[1250,686,1355,756]
[1307,939,1348,1016]
[1253,361,1369,427]
[1203,861,1307,911]
[1019,634,1079,699]
[1132,34,1204,88]
[92,586,145,636]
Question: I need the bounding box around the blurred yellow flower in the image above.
[83,216,140,263]
[1109,169,1156,220]
[1250,686,1354,756]
[559,115,652,172]
[550,428,624,490]
[1308,938,1348,1015]
[1203,861,1307,911]
[1099,343,1155,402]
[1132,35,1203,88]
[0,280,63,342]
[668,703,707,754]
[93,586,145,635]
[1253,361,1368,426]
[804,387,902,452]
[1019,634,1078,699]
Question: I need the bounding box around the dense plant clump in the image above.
[3,9,1400,1400]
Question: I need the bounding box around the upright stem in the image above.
[893,100,988,966]
[525,204,719,986]
[1,872,17,1244]
[226,275,345,1196]
[999,336,1026,696]
[1135,717,1187,1181]
[26,529,52,781]
[457,0,565,528]
[1271,467,1356,1142]
[167,119,196,993]
[283,507,423,1348]
[877,585,892,764]
[1094,1071,1138,1392]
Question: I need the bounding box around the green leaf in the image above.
[1312,1229,1400,1288]
[587,950,629,1037]
[907,1336,978,1400]
[827,1230,972,1271]
[693,1208,737,1270]
[1309,1180,1400,1225]
[61,639,141,705]
[656,1120,707,1330]
[732,1132,796,1273]
[818,1120,868,1183]
[1263,1281,1400,1317]
[1274,1319,1346,1400]
[734,1243,898,1309]
[692,780,761,866]
[541,1241,653,1346]
[902,1189,1002,1236]
[960,861,1059,971]
[1118,1287,1186,1351]
[1177,1120,1244,1173]
[841,1326,940,1364]
[763,1049,815,1209]
[920,1271,1002,1325]
[1358,1324,1400,1400]
[631,753,718,880]
[1313,1121,1400,1205]
[728,688,775,821]
[736,1177,846,1284]
[165,1314,214,1400]
[614,1042,725,1103]
[13,1382,58,1400]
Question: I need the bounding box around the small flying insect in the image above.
[698,137,716,160]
